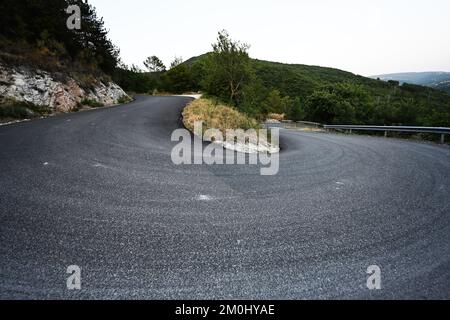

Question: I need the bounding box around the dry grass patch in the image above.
[182,98,259,134]
[267,113,285,121]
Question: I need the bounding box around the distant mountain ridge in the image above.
[370,72,450,93]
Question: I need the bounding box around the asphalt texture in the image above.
[1,95,450,299]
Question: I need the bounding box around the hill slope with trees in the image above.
[151,32,450,127]
[0,0,130,120]
[0,0,119,77]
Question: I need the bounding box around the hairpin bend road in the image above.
[1,96,449,299]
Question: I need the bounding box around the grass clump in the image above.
[182,98,259,135]
[81,98,104,108]
[117,95,132,104]
[267,113,285,121]
[0,100,52,120]
[0,104,31,119]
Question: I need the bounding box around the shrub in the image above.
[0,100,51,119]
[81,99,104,108]
[118,95,131,104]
[267,113,285,121]
[0,105,31,119]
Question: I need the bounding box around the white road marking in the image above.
[93,163,110,169]
[197,195,213,201]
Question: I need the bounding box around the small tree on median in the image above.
[202,30,252,105]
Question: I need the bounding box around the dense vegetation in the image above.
[250,59,450,126]
[0,0,119,78]
[181,52,450,126]
[117,31,450,127]
[0,100,52,119]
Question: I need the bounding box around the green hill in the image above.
[182,54,450,126]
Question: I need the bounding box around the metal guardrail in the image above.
[324,125,450,143]
[293,121,323,128]
[263,121,323,129]
[263,121,449,143]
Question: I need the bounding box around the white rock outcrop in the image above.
[0,62,129,112]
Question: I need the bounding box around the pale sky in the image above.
[90,0,450,76]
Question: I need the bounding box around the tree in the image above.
[144,56,166,72]
[261,90,292,114]
[202,30,252,104]
[170,56,184,69]
[239,79,268,118]
[287,97,305,121]
[305,90,355,124]
[113,64,159,93]
[163,64,194,94]
[0,0,120,75]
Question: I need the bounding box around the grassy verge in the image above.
[118,95,132,104]
[80,99,104,108]
[182,98,260,135]
[0,100,51,121]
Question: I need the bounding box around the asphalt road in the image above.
[1,96,450,299]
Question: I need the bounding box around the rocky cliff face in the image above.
[0,62,129,112]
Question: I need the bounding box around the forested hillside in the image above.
[158,51,450,127]
[0,0,119,77]
[0,0,131,120]
[249,59,450,126]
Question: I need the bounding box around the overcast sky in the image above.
[90,0,450,76]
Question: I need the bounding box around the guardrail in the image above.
[324,125,450,143]
[263,121,449,143]
[263,121,323,129]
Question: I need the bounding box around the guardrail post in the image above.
[349,129,353,134]
[441,134,446,144]
[384,131,388,138]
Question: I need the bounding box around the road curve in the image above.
[1,96,450,299]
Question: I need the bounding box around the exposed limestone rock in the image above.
[0,62,129,112]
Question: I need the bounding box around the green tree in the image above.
[0,0,119,75]
[305,90,355,124]
[202,30,252,104]
[170,56,184,69]
[261,90,288,114]
[163,64,193,94]
[239,79,268,118]
[286,97,305,121]
[144,56,166,72]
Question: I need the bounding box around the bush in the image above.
[267,113,285,121]
[118,95,132,104]
[0,105,32,119]
[0,100,51,119]
[81,99,104,108]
